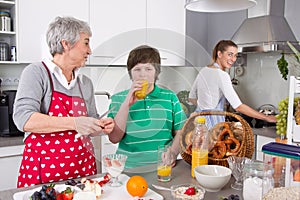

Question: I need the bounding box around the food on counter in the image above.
[276,96,300,136]
[262,186,300,200]
[80,178,103,199]
[208,122,242,159]
[56,187,74,200]
[126,175,148,197]
[183,186,196,195]
[30,183,57,200]
[184,122,243,160]
[220,194,241,200]
[170,184,205,200]
[29,183,78,200]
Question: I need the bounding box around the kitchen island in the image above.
[0,159,243,200]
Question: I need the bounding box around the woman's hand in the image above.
[265,115,277,123]
[74,116,103,136]
[100,117,115,135]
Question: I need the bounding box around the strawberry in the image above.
[45,183,56,196]
[59,187,74,200]
[184,187,196,196]
[103,173,111,181]
[98,173,111,186]
[104,157,112,167]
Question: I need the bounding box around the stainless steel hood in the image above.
[231,0,299,53]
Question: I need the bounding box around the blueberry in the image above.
[41,185,48,191]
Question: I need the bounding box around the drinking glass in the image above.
[157,145,174,182]
[227,156,252,190]
[102,154,127,187]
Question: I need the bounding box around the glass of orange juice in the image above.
[157,144,173,182]
[134,80,148,99]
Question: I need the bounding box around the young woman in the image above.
[188,40,276,129]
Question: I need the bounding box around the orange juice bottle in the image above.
[191,117,208,177]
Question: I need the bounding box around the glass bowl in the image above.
[170,183,205,200]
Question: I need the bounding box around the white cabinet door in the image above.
[18,0,89,63]
[0,145,24,191]
[147,0,186,66]
[89,0,146,66]
[89,0,186,66]
[256,135,275,161]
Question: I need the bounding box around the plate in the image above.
[94,174,163,200]
[13,185,81,200]
[13,174,163,200]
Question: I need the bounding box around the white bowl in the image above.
[194,165,232,192]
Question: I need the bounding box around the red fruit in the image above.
[58,187,74,200]
[104,157,112,167]
[103,173,111,181]
[184,187,196,196]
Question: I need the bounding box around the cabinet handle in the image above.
[92,55,115,58]
[94,91,111,99]
[0,153,22,159]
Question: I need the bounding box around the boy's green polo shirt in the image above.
[108,85,186,168]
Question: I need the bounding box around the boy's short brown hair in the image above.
[127,45,161,81]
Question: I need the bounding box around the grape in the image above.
[276,97,300,136]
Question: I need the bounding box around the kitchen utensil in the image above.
[231,65,239,85]
[75,106,115,139]
[152,184,173,191]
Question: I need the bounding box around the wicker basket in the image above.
[180,111,254,168]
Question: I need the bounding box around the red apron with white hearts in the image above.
[17,62,96,188]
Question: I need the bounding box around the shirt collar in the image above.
[213,62,220,68]
[147,84,161,98]
[43,58,80,89]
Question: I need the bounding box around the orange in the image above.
[126,175,148,197]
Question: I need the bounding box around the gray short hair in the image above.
[46,16,92,56]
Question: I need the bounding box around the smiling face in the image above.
[217,46,238,70]
[66,33,91,67]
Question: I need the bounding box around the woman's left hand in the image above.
[100,117,115,134]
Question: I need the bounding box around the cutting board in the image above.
[13,174,163,200]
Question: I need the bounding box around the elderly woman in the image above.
[107,45,187,169]
[13,16,114,188]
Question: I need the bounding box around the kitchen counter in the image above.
[252,127,277,138]
[0,159,243,200]
[0,136,24,148]
[0,127,277,148]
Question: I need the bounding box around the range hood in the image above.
[231,0,299,53]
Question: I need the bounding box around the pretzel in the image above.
[209,141,227,159]
[217,128,234,141]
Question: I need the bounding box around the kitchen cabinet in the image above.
[146,0,186,66]
[0,145,24,191]
[255,135,275,161]
[0,0,17,63]
[89,0,146,66]
[89,0,186,66]
[17,0,88,63]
